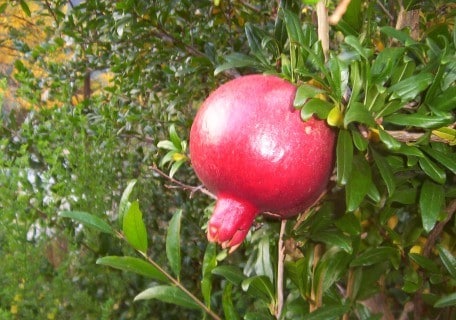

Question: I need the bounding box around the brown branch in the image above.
[376,0,395,22]
[316,1,329,61]
[386,130,449,144]
[329,0,352,25]
[151,164,216,199]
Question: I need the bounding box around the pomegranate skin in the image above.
[190,74,335,249]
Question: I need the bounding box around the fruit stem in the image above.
[275,219,287,319]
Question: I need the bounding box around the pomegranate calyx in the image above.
[207,196,258,250]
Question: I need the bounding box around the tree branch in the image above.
[329,0,352,25]
[316,1,329,61]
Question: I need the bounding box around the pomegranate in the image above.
[190,74,335,250]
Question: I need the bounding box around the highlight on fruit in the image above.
[190,74,335,251]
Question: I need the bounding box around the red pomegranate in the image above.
[190,74,335,250]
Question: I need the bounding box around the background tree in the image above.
[0,0,455,319]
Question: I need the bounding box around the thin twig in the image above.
[151,164,216,199]
[276,219,287,319]
[376,0,395,22]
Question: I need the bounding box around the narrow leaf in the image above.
[350,247,399,267]
[387,73,433,101]
[96,256,168,282]
[302,305,350,320]
[20,0,31,16]
[372,149,396,196]
[311,231,352,253]
[60,211,113,234]
[434,292,456,308]
[241,276,274,303]
[293,84,325,107]
[201,243,217,307]
[421,146,456,175]
[300,98,333,120]
[336,130,353,185]
[123,201,148,252]
[119,179,137,225]
[169,124,182,150]
[437,245,456,279]
[344,102,376,127]
[212,265,246,285]
[384,113,454,129]
[134,285,200,310]
[222,283,240,320]
[345,155,372,211]
[419,156,446,184]
[166,210,182,279]
[419,180,444,232]
[378,128,401,150]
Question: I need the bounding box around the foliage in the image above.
[0,0,455,319]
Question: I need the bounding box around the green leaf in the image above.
[96,256,168,282]
[300,98,333,120]
[335,212,361,236]
[311,231,353,254]
[437,245,456,279]
[214,53,262,75]
[134,285,200,310]
[201,243,217,307]
[380,26,417,46]
[19,0,31,17]
[336,130,353,185]
[302,305,350,320]
[430,86,456,112]
[344,102,376,127]
[282,8,307,47]
[157,140,178,151]
[169,124,182,150]
[285,258,311,297]
[421,146,456,175]
[371,47,406,84]
[245,23,269,65]
[118,179,137,225]
[350,247,399,267]
[408,253,440,273]
[293,84,325,107]
[123,201,148,252]
[378,129,401,150]
[212,265,246,285]
[0,3,8,14]
[345,155,372,212]
[345,35,372,59]
[384,113,454,129]
[372,149,396,196]
[241,276,274,303]
[419,180,444,233]
[169,158,186,179]
[166,209,182,279]
[387,73,433,101]
[222,283,240,320]
[434,292,456,308]
[351,130,368,151]
[314,249,351,294]
[419,156,446,184]
[60,211,113,235]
